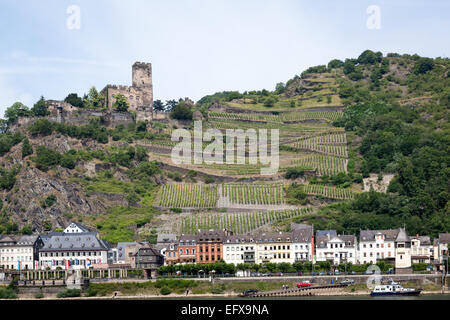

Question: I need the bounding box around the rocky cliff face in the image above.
[0,134,129,233]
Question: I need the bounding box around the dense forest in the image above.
[293,51,449,237]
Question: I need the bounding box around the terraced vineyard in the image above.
[208,110,343,123]
[291,132,348,157]
[303,184,356,200]
[180,207,314,234]
[221,183,285,205]
[289,153,348,175]
[280,111,343,122]
[156,184,218,208]
[208,111,281,123]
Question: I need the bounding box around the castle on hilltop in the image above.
[10,62,167,132]
[101,62,153,112]
[100,61,154,122]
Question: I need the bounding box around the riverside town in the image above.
[0,1,448,316]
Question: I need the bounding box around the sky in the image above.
[0,0,449,118]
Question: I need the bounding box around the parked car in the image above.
[275,272,284,277]
[319,272,325,276]
[243,289,258,296]
[297,281,312,288]
[386,268,394,274]
[334,271,340,275]
[351,271,357,275]
[340,279,355,285]
[297,271,303,276]
[327,271,333,275]
[311,272,319,276]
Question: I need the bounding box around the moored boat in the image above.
[370,282,422,296]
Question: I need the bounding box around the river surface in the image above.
[123,294,450,300]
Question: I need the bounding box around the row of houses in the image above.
[1,222,449,274]
[157,224,450,273]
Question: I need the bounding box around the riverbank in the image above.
[11,288,450,300]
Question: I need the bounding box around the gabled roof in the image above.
[315,230,337,242]
[40,232,108,251]
[395,228,410,242]
[67,222,91,232]
[410,235,431,246]
[179,234,197,244]
[225,235,256,244]
[439,233,450,244]
[157,233,177,244]
[290,223,313,231]
[197,229,229,242]
[315,230,356,248]
[255,232,292,243]
[360,229,400,242]
[292,226,313,243]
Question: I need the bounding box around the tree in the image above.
[263,97,276,108]
[84,86,104,109]
[31,96,49,117]
[413,57,434,74]
[170,102,193,120]
[275,82,285,94]
[28,118,54,136]
[327,59,344,69]
[64,93,84,107]
[136,121,147,132]
[165,99,178,112]
[153,99,165,112]
[343,59,356,75]
[357,50,382,64]
[112,94,129,112]
[0,120,8,133]
[4,102,31,124]
[35,146,62,171]
[21,138,33,158]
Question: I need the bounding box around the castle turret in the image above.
[102,62,153,110]
[132,62,153,88]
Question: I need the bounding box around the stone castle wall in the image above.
[9,62,166,132]
[101,61,153,112]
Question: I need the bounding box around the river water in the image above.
[128,294,450,300]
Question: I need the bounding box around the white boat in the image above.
[370,282,421,296]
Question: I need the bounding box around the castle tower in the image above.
[101,62,154,112]
[132,62,153,108]
[132,62,152,87]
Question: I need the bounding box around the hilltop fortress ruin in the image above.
[101,62,153,113]
[11,62,168,132]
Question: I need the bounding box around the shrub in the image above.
[210,284,226,294]
[160,286,172,295]
[0,166,21,190]
[35,146,62,171]
[284,167,305,180]
[85,286,98,297]
[57,288,81,298]
[413,57,434,74]
[28,118,54,136]
[113,93,129,112]
[41,195,57,208]
[34,291,44,299]
[170,102,193,120]
[64,93,84,108]
[0,132,24,156]
[21,138,33,158]
[31,96,49,117]
[204,176,215,184]
[0,287,17,299]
